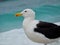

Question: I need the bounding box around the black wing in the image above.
[34,21,60,39]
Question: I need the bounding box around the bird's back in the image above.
[34,21,60,39]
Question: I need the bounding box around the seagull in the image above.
[16,9,60,45]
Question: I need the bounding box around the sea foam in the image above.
[0,28,42,45]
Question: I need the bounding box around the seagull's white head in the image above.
[16,9,35,18]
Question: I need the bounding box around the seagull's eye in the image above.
[24,11,27,12]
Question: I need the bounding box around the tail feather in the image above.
[58,26,60,37]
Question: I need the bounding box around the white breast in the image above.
[23,19,58,44]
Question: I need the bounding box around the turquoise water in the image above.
[0,5,60,32]
[0,0,60,32]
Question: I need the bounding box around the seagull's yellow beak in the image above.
[16,13,22,17]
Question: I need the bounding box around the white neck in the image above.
[23,17,35,27]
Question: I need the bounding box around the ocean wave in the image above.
[0,4,60,32]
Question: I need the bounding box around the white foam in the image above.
[0,24,60,45]
[54,22,60,25]
[0,28,43,45]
